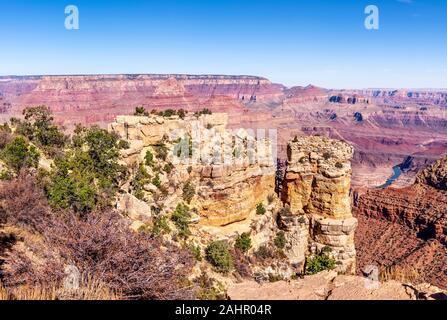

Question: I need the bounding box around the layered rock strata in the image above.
[109,113,276,227]
[281,136,357,273]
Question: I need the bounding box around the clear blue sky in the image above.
[0,0,446,88]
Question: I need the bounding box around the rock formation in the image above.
[109,112,276,227]
[227,270,447,300]
[280,136,357,274]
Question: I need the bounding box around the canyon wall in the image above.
[354,155,447,288]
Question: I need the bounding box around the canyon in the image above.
[1,74,447,295]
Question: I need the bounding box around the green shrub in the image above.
[163,162,174,174]
[0,170,13,181]
[274,231,286,249]
[182,180,196,204]
[205,241,233,274]
[234,233,252,253]
[154,143,168,161]
[145,150,154,166]
[195,273,226,300]
[189,243,202,261]
[305,253,337,275]
[20,106,67,151]
[177,109,187,119]
[152,173,162,189]
[254,245,275,261]
[256,203,266,215]
[151,215,171,237]
[171,203,191,238]
[1,136,40,172]
[47,125,125,214]
[131,164,151,200]
[322,152,332,160]
[134,106,148,116]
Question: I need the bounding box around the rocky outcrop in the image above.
[109,113,275,227]
[227,270,447,300]
[280,136,357,273]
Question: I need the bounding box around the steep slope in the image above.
[354,155,447,288]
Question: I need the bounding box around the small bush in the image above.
[151,215,171,237]
[171,203,191,239]
[195,273,226,300]
[335,162,343,169]
[131,164,151,200]
[154,143,168,161]
[274,231,286,249]
[145,150,154,166]
[152,173,162,189]
[0,170,13,181]
[205,241,233,274]
[267,194,275,204]
[134,106,148,116]
[254,245,275,261]
[305,253,337,275]
[1,136,40,173]
[182,181,196,204]
[322,152,332,160]
[163,163,174,174]
[256,203,266,215]
[234,233,252,253]
[188,243,202,261]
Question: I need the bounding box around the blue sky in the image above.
[0,0,446,88]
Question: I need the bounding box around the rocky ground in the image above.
[227,271,447,300]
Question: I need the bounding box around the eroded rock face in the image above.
[354,155,447,289]
[109,113,275,227]
[280,136,357,273]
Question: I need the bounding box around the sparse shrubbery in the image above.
[234,232,252,253]
[154,142,168,161]
[134,106,149,116]
[256,203,266,215]
[163,162,174,174]
[131,164,151,200]
[46,125,126,214]
[145,150,154,166]
[182,180,196,204]
[205,241,233,274]
[322,152,332,160]
[274,231,286,249]
[305,252,337,275]
[254,245,275,261]
[151,215,171,237]
[0,174,195,300]
[171,203,191,238]
[335,162,344,169]
[17,106,67,155]
[152,173,162,189]
[1,136,40,173]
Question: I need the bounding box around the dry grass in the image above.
[380,265,421,284]
[0,277,120,301]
